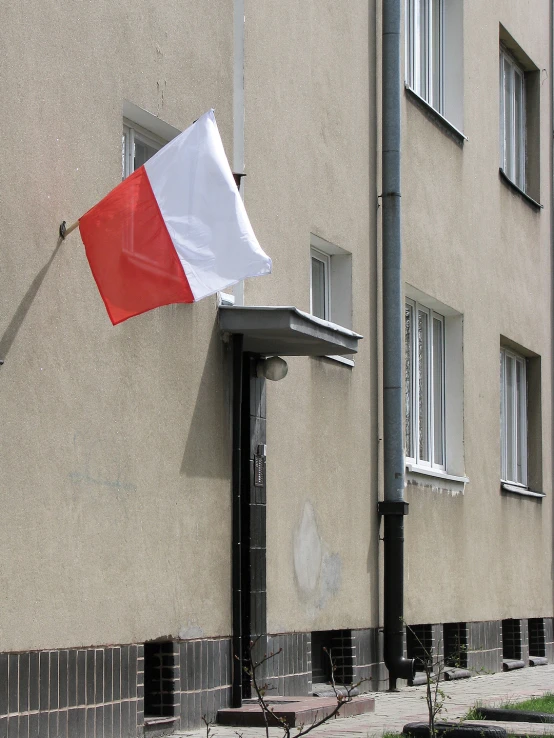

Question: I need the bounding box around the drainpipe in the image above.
[548,0,554,640]
[231,333,244,707]
[378,0,415,690]
[231,0,246,708]
[233,0,245,306]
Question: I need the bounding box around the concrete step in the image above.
[217,694,375,727]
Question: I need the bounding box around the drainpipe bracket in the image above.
[377,501,409,516]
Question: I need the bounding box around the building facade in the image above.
[0,1,552,736]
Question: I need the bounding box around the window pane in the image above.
[418,0,428,99]
[505,355,515,480]
[514,70,524,189]
[122,133,127,180]
[405,303,414,458]
[430,0,442,111]
[433,316,444,465]
[406,0,413,86]
[503,58,514,178]
[134,138,160,170]
[311,257,326,320]
[418,309,430,461]
[515,359,524,483]
[500,352,506,479]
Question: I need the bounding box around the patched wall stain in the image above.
[317,552,342,609]
[293,501,322,594]
[178,623,205,639]
[293,501,342,610]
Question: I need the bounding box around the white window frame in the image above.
[405,298,446,471]
[122,120,165,180]
[499,48,526,191]
[405,0,445,114]
[310,247,331,322]
[500,347,528,486]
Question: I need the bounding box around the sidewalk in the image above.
[173,664,554,738]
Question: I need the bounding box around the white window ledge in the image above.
[218,291,236,306]
[404,85,468,143]
[407,463,468,483]
[322,354,355,367]
[501,481,545,498]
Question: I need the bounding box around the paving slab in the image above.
[172,664,554,738]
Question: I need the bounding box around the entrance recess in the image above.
[220,304,363,704]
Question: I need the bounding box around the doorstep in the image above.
[217,695,375,727]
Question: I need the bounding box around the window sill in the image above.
[406,463,469,484]
[501,481,545,498]
[322,354,355,367]
[499,169,543,210]
[143,717,178,726]
[404,85,467,145]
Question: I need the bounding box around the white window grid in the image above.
[499,48,526,191]
[405,0,444,114]
[122,120,165,180]
[405,298,446,470]
[500,347,528,486]
[310,248,331,321]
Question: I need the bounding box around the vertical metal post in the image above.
[381,0,415,689]
[231,333,244,707]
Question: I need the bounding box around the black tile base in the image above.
[0,645,143,738]
[1,616,551,736]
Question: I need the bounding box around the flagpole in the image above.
[59,220,79,239]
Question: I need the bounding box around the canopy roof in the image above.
[218,306,362,356]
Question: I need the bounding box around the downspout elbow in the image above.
[384,655,415,688]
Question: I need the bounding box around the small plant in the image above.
[404,623,451,738]
[462,705,485,721]
[201,714,214,738]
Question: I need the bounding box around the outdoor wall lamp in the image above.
[256,356,288,381]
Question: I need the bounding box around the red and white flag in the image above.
[78,110,271,325]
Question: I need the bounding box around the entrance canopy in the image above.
[218,306,362,356]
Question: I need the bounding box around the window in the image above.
[499,340,544,496]
[309,235,352,330]
[498,27,541,202]
[500,347,527,485]
[499,49,526,191]
[405,0,443,112]
[119,106,181,273]
[404,288,465,485]
[405,298,445,469]
[120,101,181,179]
[122,121,164,179]
[310,248,331,321]
[405,0,463,130]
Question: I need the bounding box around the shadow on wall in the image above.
[0,238,62,360]
[180,320,231,480]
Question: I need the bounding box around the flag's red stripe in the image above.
[79,167,194,325]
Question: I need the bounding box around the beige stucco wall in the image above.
[243,0,379,634]
[1,0,550,658]
[394,0,553,624]
[0,1,235,652]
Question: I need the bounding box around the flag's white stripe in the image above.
[144,110,271,301]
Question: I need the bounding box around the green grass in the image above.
[499,693,554,713]
[462,706,485,720]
